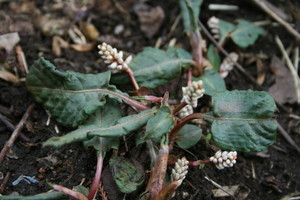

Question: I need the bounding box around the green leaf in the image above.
[218,19,236,43]
[73,185,89,197]
[207,44,221,71]
[0,191,68,200]
[110,156,144,194]
[111,47,193,89]
[26,57,127,127]
[176,124,202,149]
[230,19,265,48]
[193,70,226,96]
[145,106,175,139]
[210,90,277,152]
[82,100,122,155]
[179,0,203,32]
[44,107,157,147]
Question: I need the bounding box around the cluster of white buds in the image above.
[219,52,239,78]
[98,42,132,72]
[209,150,237,170]
[207,16,220,40]
[171,157,189,186]
[182,80,205,108]
[179,104,193,118]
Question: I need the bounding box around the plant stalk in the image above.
[88,151,104,200]
[125,68,140,91]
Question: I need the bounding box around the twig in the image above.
[277,122,300,155]
[0,172,11,194]
[251,0,300,40]
[204,176,237,200]
[16,45,28,75]
[294,46,299,72]
[275,35,300,104]
[0,104,35,164]
[0,113,30,142]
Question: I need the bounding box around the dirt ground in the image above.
[0,0,300,200]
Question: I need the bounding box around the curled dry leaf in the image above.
[0,32,20,53]
[52,36,69,57]
[80,21,100,41]
[256,59,266,85]
[0,70,20,84]
[133,2,165,38]
[68,25,87,45]
[70,43,96,52]
[268,55,297,104]
[38,14,67,36]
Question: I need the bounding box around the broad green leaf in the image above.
[193,70,226,96]
[210,90,277,152]
[26,58,127,127]
[218,19,236,43]
[82,100,122,155]
[44,107,157,147]
[230,19,265,48]
[145,106,175,139]
[111,47,193,89]
[109,156,144,194]
[176,124,202,149]
[0,191,68,200]
[207,44,221,71]
[179,0,203,32]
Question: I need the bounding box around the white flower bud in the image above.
[210,150,237,170]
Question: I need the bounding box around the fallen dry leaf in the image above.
[256,59,266,85]
[0,70,20,84]
[38,14,67,36]
[268,55,297,104]
[70,43,95,52]
[133,3,165,38]
[52,36,69,57]
[0,32,20,53]
[212,185,239,197]
[80,21,100,41]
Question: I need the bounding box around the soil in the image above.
[0,0,300,200]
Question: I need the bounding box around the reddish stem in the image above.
[188,159,211,166]
[88,151,104,200]
[125,68,139,91]
[172,101,187,115]
[52,184,88,200]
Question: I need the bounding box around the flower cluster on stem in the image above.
[179,80,205,118]
[171,157,189,186]
[209,150,237,170]
[98,42,132,72]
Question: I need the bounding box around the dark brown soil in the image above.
[0,0,300,200]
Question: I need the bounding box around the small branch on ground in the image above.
[0,104,35,164]
[277,122,300,155]
[251,0,300,41]
[0,113,30,142]
[275,35,300,104]
[98,182,108,200]
[0,172,11,194]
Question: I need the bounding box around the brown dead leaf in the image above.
[70,43,95,52]
[80,22,100,41]
[256,59,266,85]
[38,14,67,36]
[0,70,20,84]
[52,36,69,57]
[268,55,297,104]
[0,32,20,53]
[133,3,165,38]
